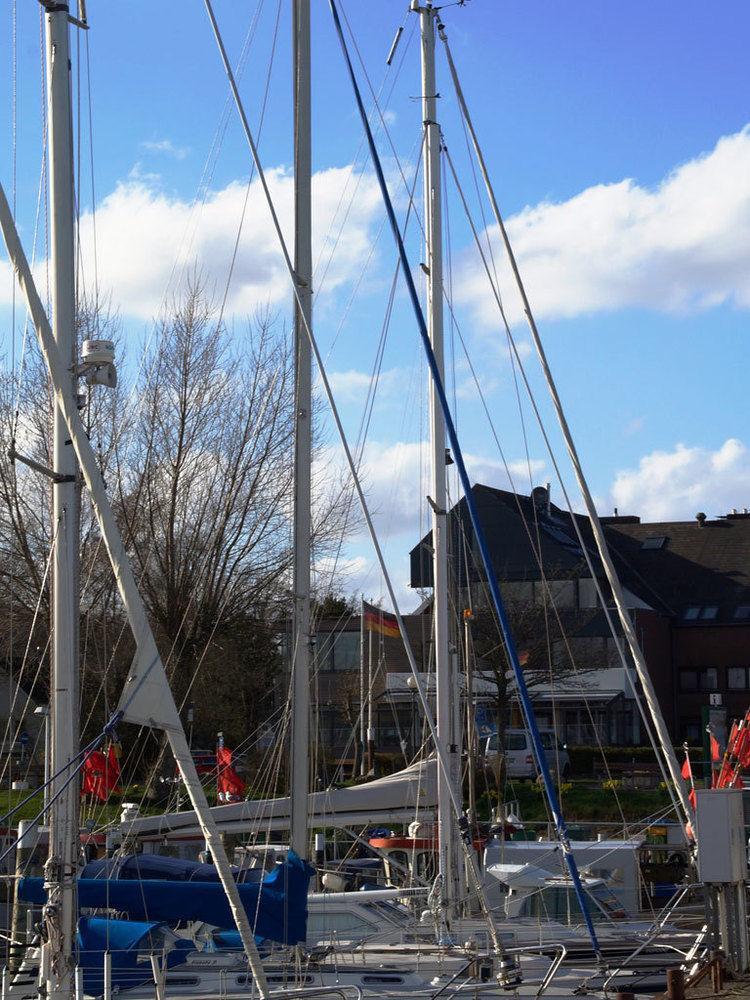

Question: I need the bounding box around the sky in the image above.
[0,0,748,611]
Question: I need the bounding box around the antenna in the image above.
[386,24,403,65]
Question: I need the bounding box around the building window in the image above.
[641,536,667,550]
[680,668,718,691]
[682,605,720,621]
[682,721,701,744]
[317,631,360,672]
[734,606,750,621]
[728,667,749,690]
[317,707,352,753]
[701,667,718,689]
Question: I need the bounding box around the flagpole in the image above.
[360,597,366,777]
[367,628,374,774]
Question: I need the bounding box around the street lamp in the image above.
[33,704,50,810]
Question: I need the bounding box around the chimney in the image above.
[531,484,549,516]
[696,512,706,527]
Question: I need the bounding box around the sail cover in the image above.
[76,918,191,996]
[125,757,437,839]
[82,852,261,883]
[20,851,313,945]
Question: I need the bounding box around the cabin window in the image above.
[415,851,436,881]
[519,887,610,924]
[389,850,408,870]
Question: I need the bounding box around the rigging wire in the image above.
[440,135,682,829]
[202,0,506,941]
[328,0,601,956]
[312,12,416,294]
[216,0,281,330]
[438,22,691,829]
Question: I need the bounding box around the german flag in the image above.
[363,600,400,638]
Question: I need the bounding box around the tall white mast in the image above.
[43,3,80,997]
[289,0,312,861]
[414,0,463,921]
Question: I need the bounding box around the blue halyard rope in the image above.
[328,0,602,960]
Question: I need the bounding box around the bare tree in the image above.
[0,281,353,759]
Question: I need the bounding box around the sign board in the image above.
[709,693,722,706]
[474,705,497,739]
[702,704,728,771]
[19,731,29,747]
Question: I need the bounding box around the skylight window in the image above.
[641,536,667,550]
[682,605,720,621]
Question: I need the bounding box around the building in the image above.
[304,608,499,770]
[410,484,750,745]
[599,508,750,743]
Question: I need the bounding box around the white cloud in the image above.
[458,126,750,326]
[140,139,190,160]
[609,438,750,520]
[0,165,384,321]
[320,439,545,544]
[324,367,403,404]
[311,440,546,613]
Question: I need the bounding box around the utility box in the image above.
[695,788,747,882]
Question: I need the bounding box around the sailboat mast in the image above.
[415,1,463,921]
[289,0,312,861]
[43,3,80,996]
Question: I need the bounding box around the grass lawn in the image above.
[505,780,675,823]
[0,786,168,827]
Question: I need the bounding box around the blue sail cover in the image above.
[20,851,313,945]
[77,917,191,996]
[82,853,261,883]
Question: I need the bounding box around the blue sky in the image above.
[1,1,748,608]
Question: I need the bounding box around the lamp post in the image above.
[33,705,50,811]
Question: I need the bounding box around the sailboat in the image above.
[0,0,718,997]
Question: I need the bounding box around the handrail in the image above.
[267,989,363,1000]
[536,945,567,997]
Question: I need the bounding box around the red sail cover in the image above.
[81,746,121,802]
[217,746,246,803]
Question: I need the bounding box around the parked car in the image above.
[483,728,570,781]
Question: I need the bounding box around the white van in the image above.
[483,728,570,780]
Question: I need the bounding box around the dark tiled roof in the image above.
[410,484,591,587]
[602,515,750,621]
[409,484,750,624]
